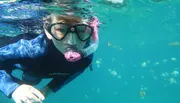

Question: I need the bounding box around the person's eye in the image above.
[54,27,60,31]
[55,28,66,33]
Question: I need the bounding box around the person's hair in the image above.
[43,14,83,24]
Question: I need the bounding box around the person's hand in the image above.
[12,84,45,103]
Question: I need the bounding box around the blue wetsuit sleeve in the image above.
[0,34,47,98]
[47,71,84,92]
[0,70,20,98]
[0,34,46,61]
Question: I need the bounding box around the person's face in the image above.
[44,19,88,54]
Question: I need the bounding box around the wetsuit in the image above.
[0,33,93,98]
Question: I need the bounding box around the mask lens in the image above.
[51,24,68,40]
[76,25,92,41]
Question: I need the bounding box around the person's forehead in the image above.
[54,16,83,23]
[54,20,65,23]
[50,16,65,23]
[48,14,89,24]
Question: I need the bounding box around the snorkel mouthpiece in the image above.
[64,48,82,62]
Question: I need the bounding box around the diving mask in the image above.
[46,23,94,41]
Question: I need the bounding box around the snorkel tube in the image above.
[79,16,100,58]
[64,16,100,62]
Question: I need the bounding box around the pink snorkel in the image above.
[64,16,99,62]
[64,50,81,62]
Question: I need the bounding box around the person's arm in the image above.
[0,34,47,98]
[0,34,46,61]
[40,70,84,97]
[0,70,20,97]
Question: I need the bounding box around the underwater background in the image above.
[0,0,180,103]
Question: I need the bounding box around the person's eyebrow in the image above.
[56,20,65,23]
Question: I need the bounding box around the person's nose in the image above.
[64,33,78,45]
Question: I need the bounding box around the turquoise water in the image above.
[0,0,180,103]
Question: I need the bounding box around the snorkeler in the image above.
[0,4,99,103]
